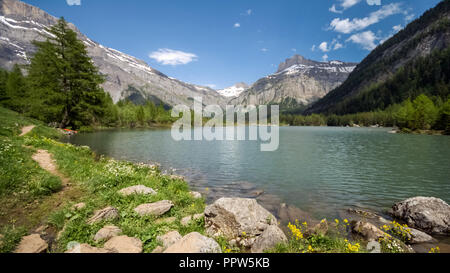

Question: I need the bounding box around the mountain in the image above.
[306,0,450,115]
[0,0,226,107]
[230,55,357,109]
[217,82,249,98]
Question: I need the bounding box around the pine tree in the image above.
[0,69,8,102]
[4,64,28,113]
[28,17,108,128]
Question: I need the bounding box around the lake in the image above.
[66,126,450,221]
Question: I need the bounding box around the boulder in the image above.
[391,197,450,234]
[190,191,202,199]
[250,225,287,253]
[134,200,174,217]
[65,243,112,253]
[181,213,204,226]
[409,228,436,244]
[152,246,164,253]
[87,206,119,224]
[94,225,122,242]
[104,236,143,253]
[14,234,48,253]
[157,231,182,249]
[204,198,286,251]
[352,221,387,241]
[118,185,156,196]
[163,232,221,253]
[204,198,277,239]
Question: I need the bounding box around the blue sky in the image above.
[22,0,442,89]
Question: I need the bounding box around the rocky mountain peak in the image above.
[277,55,317,72]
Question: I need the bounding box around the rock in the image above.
[155,217,177,225]
[204,198,277,240]
[104,236,143,253]
[87,206,119,224]
[409,228,436,244]
[250,190,265,197]
[190,191,202,199]
[65,243,112,254]
[72,202,86,211]
[310,219,329,236]
[366,240,381,253]
[157,231,182,249]
[134,200,174,217]
[14,234,48,253]
[163,232,221,253]
[352,221,387,241]
[391,197,450,234]
[152,246,164,253]
[250,225,288,253]
[118,185,157,196]
[0,234,4,248]
[181,213,204,226]
[94,225,122,242]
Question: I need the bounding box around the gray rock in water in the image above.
[163,232,221,253]
[391,197,450,234]
[409,228,437,244]
[134,200,174,216]
[118,185,156,196]
[14,234,48,253]
[87,206,119,224]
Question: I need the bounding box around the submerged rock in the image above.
[204,198,286,253]
[14,234,48,253]
[163,232,221,253]
[391,197,450,234]
[134,200,174,216]
[87,206,119,224]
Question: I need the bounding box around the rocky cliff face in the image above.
[230,55,356,108]
[0,0,226,107]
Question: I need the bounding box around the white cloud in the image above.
[319,42,329,52]
[311,45,316,52]
[333,42,344,50]
[329,3,402,34]
[291,48,297,52]
[149,48,198,66]
[392,24,403,32]
[66,0,81,5]
[346,30,378,50]
[234,23,241,28]
[261,48,268,52]
[247,9,252,15]
[366,0,381,6]
[322,54,329,62]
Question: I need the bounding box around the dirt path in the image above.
[32,150,70,188]
[19,125,36,136]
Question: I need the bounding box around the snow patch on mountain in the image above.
[217,83,249,97]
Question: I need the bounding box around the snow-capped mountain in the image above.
[0,0,226,107]
[217,82,249,98]
[230,55,357,109]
